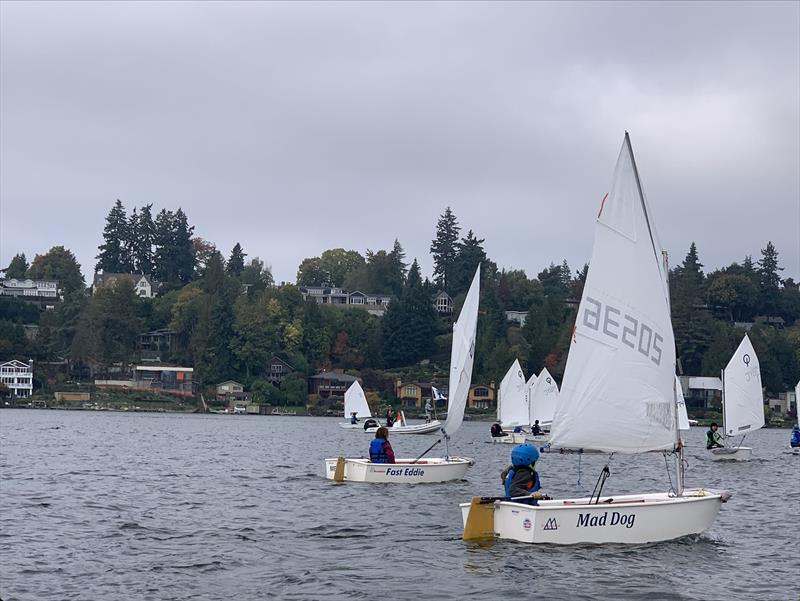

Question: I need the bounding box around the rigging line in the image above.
[663,452,676,496]
[590,464,611,505]
[576,452,582,487]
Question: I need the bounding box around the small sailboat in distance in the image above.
[338,381,374,430]
[325,267,480,483]
[526,367,559,443]
[461,133,729,544]
[492,359,528,444]
[709,334,764,461]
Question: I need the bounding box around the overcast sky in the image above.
[2,1,798,286]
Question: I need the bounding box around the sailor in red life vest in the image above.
[369,427,396,464]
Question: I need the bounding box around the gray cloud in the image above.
[2,1,798,283]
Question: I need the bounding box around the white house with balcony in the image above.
[93,272,159,298]
[0,278,59,299]
[0,359,33,398]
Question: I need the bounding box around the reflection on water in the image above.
[0,410,795,601]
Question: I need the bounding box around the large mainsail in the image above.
[550,133,677,453]
[343,381,371,419]
[722,334,765,437]
[529,367,560,426]
[442,267,481,437]
[498,359,528,426]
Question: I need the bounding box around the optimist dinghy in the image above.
[326,267,481,483]
[461,133,729,544]
[491,360,528,444]
[338,381,374,430]
[364,410,442,435]
[524,367,560,444]
[710,334,764,462]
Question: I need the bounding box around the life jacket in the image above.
[706,429,721,448]
[791,429,800,446]
[504,464,541,497]
[370,437,389,463]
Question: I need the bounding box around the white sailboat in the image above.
[338,381,374,430]
[676,375,690,433]
[461,133,729,544]
[326,267,480,483]
[385,410,442,435]
[791,380,799,454]
[492,359,529,444]
[525,367,560,443]
[710,334,764,461]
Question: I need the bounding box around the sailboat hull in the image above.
[325,457,473,483]
[709,446,752,461]
[460,489,728,545]
[365,421,442,435]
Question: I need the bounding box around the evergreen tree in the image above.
[757,241,783,315]
[202,251,226,293]
[132,204,155,275]
[227,243,247,276]
[387,239,407,294]
[153,208,195,287]
[451,230,487,296]
[96,199,132,273]
[430,207,461,293]
[4,253,28,278]
[382,259,436,366]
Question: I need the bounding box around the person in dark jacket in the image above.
[369,427,396,464]
[531,420,542,436]
[490,422,507,437]
[350,412,359,425]
[706,423,724,449]
[791,425,800,448]
[500,443,543,504]
[385,407,395,427]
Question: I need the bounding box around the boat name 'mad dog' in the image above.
[577,511,636,529]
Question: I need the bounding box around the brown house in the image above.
[267,355,294,385]
[467,382,496,410]
[394,380,443,408]
[309,371,357,400]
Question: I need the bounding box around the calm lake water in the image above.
[0,409,796,601]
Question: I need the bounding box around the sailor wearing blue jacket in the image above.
[791,425,800,448]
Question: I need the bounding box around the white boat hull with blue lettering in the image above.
[325,457,473,483]
[460,489,728,545]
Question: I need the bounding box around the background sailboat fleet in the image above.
[323,133,793,546]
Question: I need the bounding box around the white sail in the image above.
[529,367,560,426]
[497,359,528,426]
[442,267,481,437]
[676,375,690,431]
[550,133,677,453]
[722,334,765,437]
[343,381,371,419]
[796,380,799,428]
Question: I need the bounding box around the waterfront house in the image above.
[678,376,723,410]
[505,310,528,327]
[0,278,60,309]
[133,365,194,396]
[267,355,293,385]
[0,359,33,398]
[93,272,160,298]
[309,371,357,400]
[299,286,392,316]
[216,380,252,404]
[395,380,438,408]
[138,329,176,362]
[467,383,496,410]
[434,291,453,314]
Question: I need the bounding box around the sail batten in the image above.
[550,134,677,454]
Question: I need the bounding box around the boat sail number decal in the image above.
[741,354,759,382]
[583,297,663,366]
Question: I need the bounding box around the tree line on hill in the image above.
[1,201,799,404]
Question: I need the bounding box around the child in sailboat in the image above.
[500,443,543,504]
[531,420,542,436]
[490,422,507,437]
[369,427,396,464]
[790,425,800,448]
[706,423,724,449]
[350,412,359,425]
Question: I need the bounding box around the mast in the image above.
[663,248,684,496]
[720,368,726,440]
